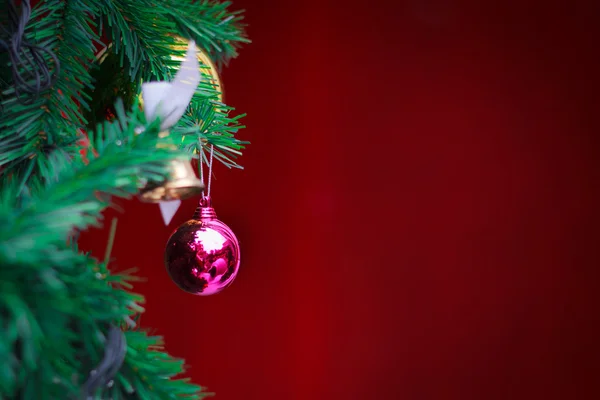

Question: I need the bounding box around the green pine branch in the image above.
[96,0,182,85]
[0,101,206,399]
[117,330,212,400]
[1,100,178,256]
[97,0,248,83]
[0,0,100,188]
[176,101,247,169]
[0,247,208,399]
[160,0,250,67]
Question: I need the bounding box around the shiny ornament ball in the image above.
[164,198,240,295]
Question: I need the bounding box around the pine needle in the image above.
[104,217,119,266]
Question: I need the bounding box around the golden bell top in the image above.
[139,159,204,202]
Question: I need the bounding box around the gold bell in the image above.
[139,158,205,202]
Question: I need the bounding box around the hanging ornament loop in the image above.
[193,196,217,220]
[199,144,215,199]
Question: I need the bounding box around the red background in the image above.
[80,1,600,399]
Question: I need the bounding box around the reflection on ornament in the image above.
[194,229,227,252]
[164,196,240,295]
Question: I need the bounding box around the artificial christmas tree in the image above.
[0,0,248,398]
